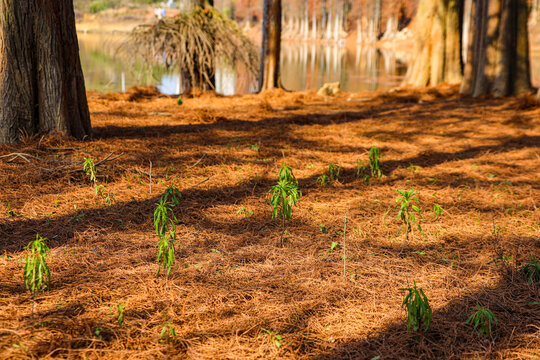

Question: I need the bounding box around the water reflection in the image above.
[78,33,540,95]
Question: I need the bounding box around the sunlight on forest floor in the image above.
[0,86,538,359]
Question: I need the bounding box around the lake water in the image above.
[78,33,539,95]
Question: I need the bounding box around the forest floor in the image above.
[0,86,539,359]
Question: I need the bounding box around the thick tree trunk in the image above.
[258,0,282,91]
[403,0,463,87]
[0,0,91,144]
[460,0,532,97]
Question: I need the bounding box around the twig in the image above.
[149,161,153,195]
[343,209,348,280]
[188,153,207,169]
[94,152,124,167]
[0,153,39,161]
[191,177,211,188]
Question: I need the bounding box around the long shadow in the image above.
[2,127,538,254]
[308,275,539,359]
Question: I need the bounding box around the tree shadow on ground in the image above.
[307,272,539,359]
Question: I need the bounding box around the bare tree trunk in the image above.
[0,0,91,144]
[403,0,463,87]
[356,2,363,44]
[258,0,282,91]
[461,0,532,97]
[312,1,318,40]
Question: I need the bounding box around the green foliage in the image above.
[369,146,383,178]
[83,157,97,186]
[319,224,328,233]
[23,234,51,295]
[160,322,177,342]
[176,96,183,106]
[317,174,328,187]
[399,282,432,332]
[262,328,283,348]
[270,165,301,242]
[432,203,444,220]
[465,305,497,335]
[320,241,340,259]
[154,199,177,276]
[356,160,370,182]
[160,185,182,206]
[88,0,116,13]
[116,303,125,327]
[270,165,301,222]
[519,255,540,283]
[278,164,298,185]
[237,207,253,217]
[105,192,115,206]
[395,188,423,243]
[328,163,340,182]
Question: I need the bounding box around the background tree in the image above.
[258,0,282,91]
[403,0,462,87]
[460,0,532,97]
[0,0,91,144]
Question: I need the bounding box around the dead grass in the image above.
[0,85,538,359]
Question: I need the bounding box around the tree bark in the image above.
[258,0,282,91]
[460,0,532,97]
[0,0,91,144]
[403,0,463,87]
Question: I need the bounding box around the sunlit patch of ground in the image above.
[0,85,538,359]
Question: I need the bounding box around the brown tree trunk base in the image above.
[460,0,532,97]
[0,0,91,144]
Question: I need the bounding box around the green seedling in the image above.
[356,160,366,176]
[105,192,115,206]
[317,174,328,187]
[356,160,370,182]
[320,241,340,259]
[176,96,183,105]
[399,282,432,332]
[319,224,328,233]
[432,204,443,220]
[154,199,177,276]
[95,184,105,196]
[395,188,422,250]
[466,305,497,335]
[161,185,182,206]
[116,303,125,327]
[328,163,340,182]
[278,164,297,185]
[83,157,97,186]
[237,207,253,217]
[270,165,301,242]
[250,143,260,152]
[160,322,177,342]
[23,234,51,295]
[262,328,283,348]
[369,146,382,178]
[519,255,540,283]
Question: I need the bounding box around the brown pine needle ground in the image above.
[0,85,539,359]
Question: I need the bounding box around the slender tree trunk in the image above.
[460,0,532,97]
[356,2,362,44]
[312,1,318,40]
[258,0,282,91]
[403,0,463,87]
[0,0,91,144]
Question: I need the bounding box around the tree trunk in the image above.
[403,0,463,87]
[460,0,532,97]
[258,0,282,91]
[312,1,318,40]
[0,0,91,144]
